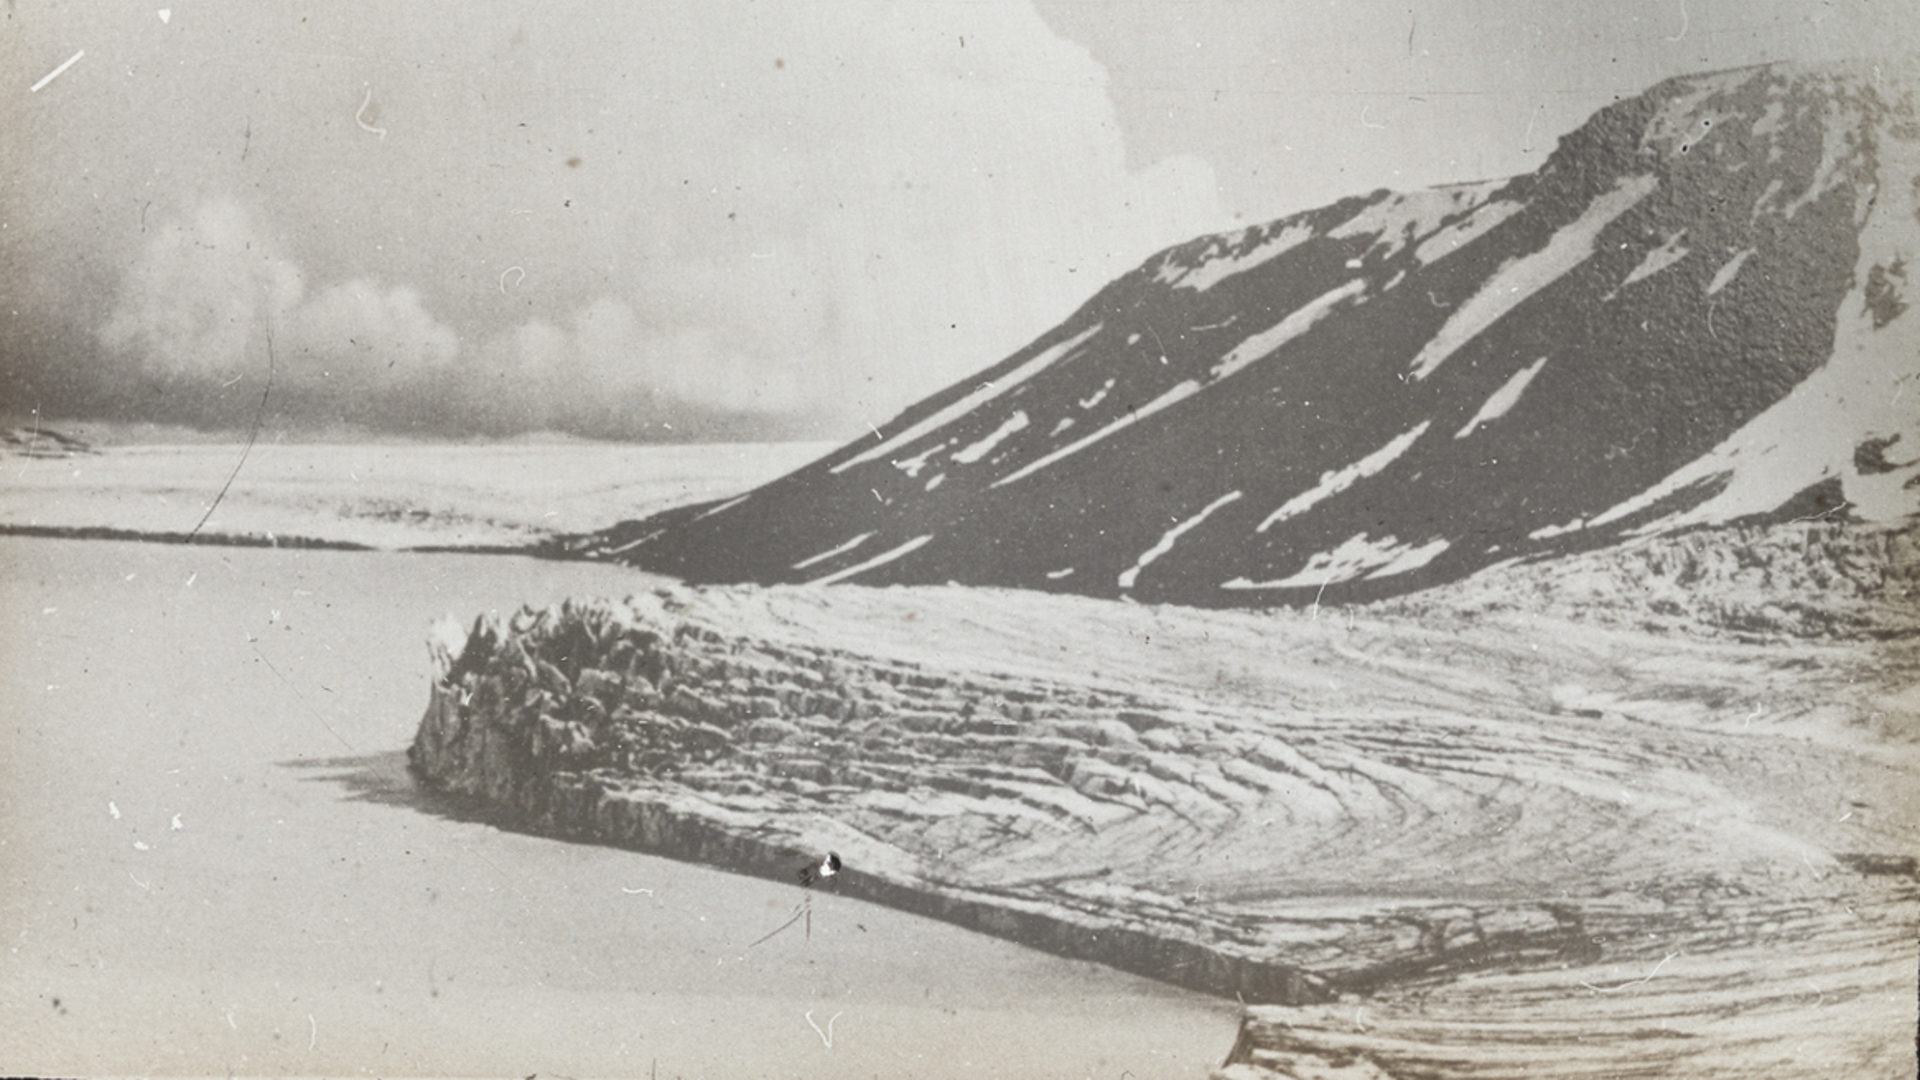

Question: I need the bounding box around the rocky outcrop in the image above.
[565,60,1920,609]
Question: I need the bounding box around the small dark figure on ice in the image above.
[798,851,841,887]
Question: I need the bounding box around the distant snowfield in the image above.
[0,439,836,549]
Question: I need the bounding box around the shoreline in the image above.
[0,521,553,557]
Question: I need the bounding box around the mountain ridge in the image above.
[568,59,1920,608]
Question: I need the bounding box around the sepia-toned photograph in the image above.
[3,2,1917,1076]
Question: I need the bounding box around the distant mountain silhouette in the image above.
[568,60,1920,607]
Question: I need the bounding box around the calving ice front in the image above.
[567,59,1920,608]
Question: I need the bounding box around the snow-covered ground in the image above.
[0,537,1229,1078]
[3,436,1914,1076]
[0,437,832,549]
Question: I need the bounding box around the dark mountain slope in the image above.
[569,60,1920,607]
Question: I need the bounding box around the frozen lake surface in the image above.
[0,537,1228,1078]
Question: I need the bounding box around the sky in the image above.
[1,0,1912,442]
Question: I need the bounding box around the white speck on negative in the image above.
[356,87,388,140]
[804,1009,844,1048]
[31,50,85,93]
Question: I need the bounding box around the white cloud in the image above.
[283,279,460,383]
[436,0,1231,432]
[63,1,1231,436]
[451,0,1230,430]
[479,299,807,418]
[97,200,302,381]
[99,200,460,402]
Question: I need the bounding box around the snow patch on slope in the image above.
[834,323,1101,474]
[1329,181,1507,262]
[892,443,945,478]
[952,411,1030,465]
[1456,359,1549,439]
[694,494,752,521]
[1780,97,1869,220]
[1612,231,1691,295]
[1412,198,1526,265]
[1223,533,1450,590]
[1639,67,1752,158]
[793,532,874,570]
[992,380,1202,488]
[1117,491,1242,589]
[1529,517,1588,540]
[1707,248,1756,295]
[1158,223,1315,292]
[1209,280,1366,383]
[808,534,934,585]
[1409,174,1658,381]
[1257,422,1432,531]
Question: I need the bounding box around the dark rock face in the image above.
[569,61,1920,607]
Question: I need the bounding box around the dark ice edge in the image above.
[0,523,377,550]
[0,522,546,556]
[404,746,1331,1006]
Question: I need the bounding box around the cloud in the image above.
[623,1,1231,427]
[92,200,464,426]
[86,196,825,436]
[283,279,461,386]
[391,0,1232,432]
[467,299,812,432]
[97,201,303,382]
[11,0,1231,440]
